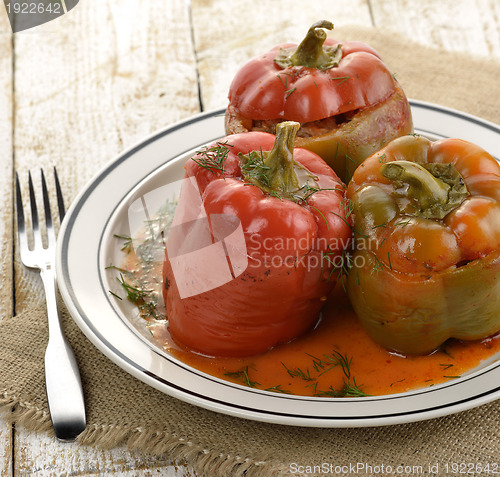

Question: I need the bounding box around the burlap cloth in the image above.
[2,27,500,476]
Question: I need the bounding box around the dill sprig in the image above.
[222,350,368,398]
[109,199,176,322]
[394,219,411,228]
[330,76,350,85]
[224,366,260,388]
[191,140,233,177]
[114,234,134,253]
[265,385,293,394]
[281,362,314,381]
[239,149,271,187]
[116,273,152,304]
[321,246,352,289]
[440,363,454,371]
[291,184,343,203]
[371,254,385,275]
[305,350,370,398]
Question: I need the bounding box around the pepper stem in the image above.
[381,160,469,219]
[265,121,300,192]
[274,21,342,70]
[239,121,301,198]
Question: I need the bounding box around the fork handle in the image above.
[40,266,87,441]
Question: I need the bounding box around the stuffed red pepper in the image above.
[163,122,352,357]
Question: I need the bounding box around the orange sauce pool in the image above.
[117,216,500,398]
[149,286,500,397]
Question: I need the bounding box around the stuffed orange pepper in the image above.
[347,135,500,355]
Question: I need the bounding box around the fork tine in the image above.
[53,167,66,221]
[15,172,28,253]
[28,171,41,248]
[40,169,56,244]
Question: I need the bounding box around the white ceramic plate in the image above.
[57,101,500,428]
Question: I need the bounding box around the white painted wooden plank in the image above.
[191,0,374,110]
[0,6,14,477]
[0,0,13,322]
[12,0,198,474]
[15,425,196,476]
[370,0,500,59]
[13,0,201,312]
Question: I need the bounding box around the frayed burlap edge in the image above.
[0,391,290,477]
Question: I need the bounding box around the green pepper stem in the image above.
[291,20,333,68]
[274,21,342,70]
[264,121,300,193]
[381,160,469,219]
[239,121,303,198]
[381,161,449,209]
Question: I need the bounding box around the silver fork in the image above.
[16,168,86,441]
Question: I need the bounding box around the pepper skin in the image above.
[346,135,500,355]
[163,122,352,357]
[225,20,413,182]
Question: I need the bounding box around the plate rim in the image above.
[56,100,500,428]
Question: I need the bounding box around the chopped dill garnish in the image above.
[281,362,314,381]
[440,363,454,371]
[114,234,134,253]
[394,219,411,228]
[239,149,271,187]
[222,351,369,398]
[265,385,293,394]
[276,73,288,88]
[442,348,454,359]
[108,290,123,300]
[310,205,330,230]
[342,198,354,220]
[109,199,176,321]
[330,76,350,85]
[291,184,343,203]
[224,366,260,388]
[324,246,352,289]
[191,140,233,177]
[105,264,131,274]
[371,255,384,275]
[285,87,297,98]
[330,210,368,239]
[344,154,356,182]
[116,273,152,304]
[305,350,370,397]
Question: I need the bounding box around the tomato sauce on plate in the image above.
[148,286,500,397]
[116,211,500,398]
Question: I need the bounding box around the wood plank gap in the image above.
[367,0,376,26]
[10,31,16,477]
[188,1,204,112]
[10,32,16,320]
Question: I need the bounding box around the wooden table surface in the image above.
[1,0,499,475]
